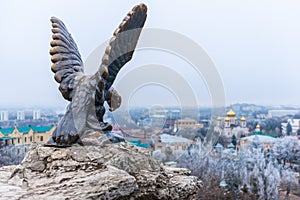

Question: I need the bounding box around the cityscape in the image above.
[0,103,299,199]
[1,0,300,199]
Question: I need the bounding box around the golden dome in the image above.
[225,117,230,121]
[227,109,236,117]
[256,124,260,129]
[240,116,246,121]
[217,116,222,121]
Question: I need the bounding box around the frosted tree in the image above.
[242,139,284,200]
[0,144,27,167]
[273,136,299,168]
[152,149,166,162]
[154,136,298,199]
[176,144,256,199]
[280,168,298,199]
[263,159,280,199]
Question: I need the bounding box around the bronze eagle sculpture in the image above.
[46,4,147,146]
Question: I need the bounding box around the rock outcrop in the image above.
[1,142,202,199]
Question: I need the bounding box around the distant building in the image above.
[175,119,204,130]
[255,113,268,119]
[149,106,166,128]
[240,104,263,112]
[240,135,276,151]
[0,111,9,121]
[165,109,181,120]
[154,134,195,153]
[0,125,55,146]
[164,109,181,130]
[150,115,166,127]
[33,110,41,120]
[215,142,238,157]
[268,110,299,118]
[214,109,249,138]
[281,119,300,135]
[17,111,25,121]
[254,124,261,133]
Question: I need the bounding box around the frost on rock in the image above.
[1,142,202,200]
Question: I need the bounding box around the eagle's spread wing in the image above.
[50,17,84,101]
[98,3,147,90]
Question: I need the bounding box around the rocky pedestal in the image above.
[0,142,202,199]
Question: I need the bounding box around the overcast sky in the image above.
[1,0,300,109]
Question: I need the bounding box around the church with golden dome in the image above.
[215,108,249,139]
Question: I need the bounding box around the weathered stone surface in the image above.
[0,142,202,199]
[0,166,26,199]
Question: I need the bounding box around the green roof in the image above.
[31,126,53,133]
[252,131,262,135]
[0,127,14,135]
[17,127,31,134]
[129,140,149,148]
[252,132,277,138]
[0,126,53,135]
[266,133,277,137]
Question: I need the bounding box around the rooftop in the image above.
[227,109,236,117]
[215,143,224,148]
[0,126,54,136]
[240,135,277,143]
[160,134,192,144]
[228,143,235,148]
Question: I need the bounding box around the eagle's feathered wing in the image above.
[99,3,147,90]
[49,4,147,103]
[50,17,84,101]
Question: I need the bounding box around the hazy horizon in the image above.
[1,1,300,108]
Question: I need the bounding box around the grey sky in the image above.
[0,0,300,108]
